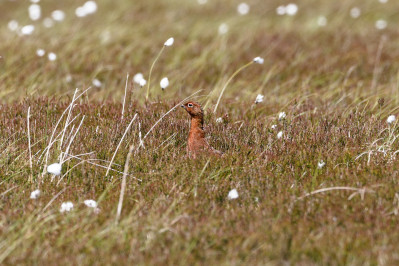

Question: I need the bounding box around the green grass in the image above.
[2,0,399,264]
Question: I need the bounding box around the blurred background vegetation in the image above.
[1,0,399,107]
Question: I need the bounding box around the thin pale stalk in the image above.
[58,89,78,162]
[1,185,18,196]
[213,61,254,113]
[146,46,165,101]
[61,151,95,163]
[297,186,373,200]
[64,153,140,180]
[105,113,138,177]
[116,143,135,223]
[61,116,85,163]
[138,122,144,149]
[121,73,129,120]
[27,107,33,183]
[39,188,66,215]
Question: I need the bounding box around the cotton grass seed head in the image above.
[375,19,387,30]
[51,10,65,21]
[29,4,41,21]
[65,75,72,83]
[92,79,102,88]
[271,124,277,130]
[160,77,169,90]
[8,20,19,31]
[286,3,298,16]
[317,16,327,27]
[350,7,361,18]
[75,7,87,17]
[237,3,250,15]
[139,79,147,87]
[218,23,229,35]
[21,25,35,35]
[83,1,98,14]
[276,5,286,15]
[216,117,223,123]
[253,57,264,64]
[36,49,45,57]
[227,189,239,200]
[133,72,147,88]
[84,199,97,208]
[48,52,57,61]
[75,1,97,18]
[387,115,396,124]
[47,163,61,175]
[164,37,174,47]
[255,94,264,104]
[60,202,73,213]
[277,131,283,139]
[318,160,325,169]
[278,112,286,120]
[133,73,144,84]
[30,189,40,199]
[43,18,54,28]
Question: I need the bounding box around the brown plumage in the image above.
[181,101,223,158]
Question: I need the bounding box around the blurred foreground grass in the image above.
[2,0,399,264]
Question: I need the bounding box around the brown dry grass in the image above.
[2,0,399,265]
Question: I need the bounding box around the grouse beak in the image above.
[181,105,185,109]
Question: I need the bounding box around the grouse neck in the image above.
[190,116,204,131]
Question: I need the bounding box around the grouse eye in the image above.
[187,103,193,108]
